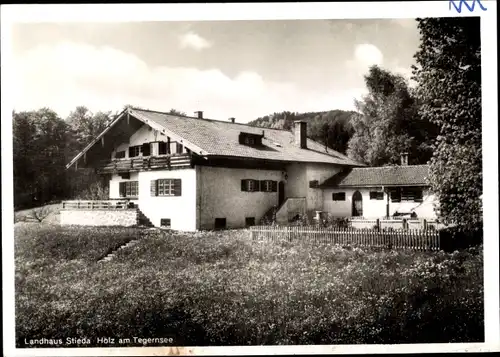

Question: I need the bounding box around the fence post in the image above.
[423,219,428,231]
[376,218,380,232]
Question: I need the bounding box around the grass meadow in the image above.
[14,223,484,346]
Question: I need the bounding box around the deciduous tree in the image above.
[347,65,435,166]
[412,17,482,231]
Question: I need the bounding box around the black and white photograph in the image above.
[2,2,498,356]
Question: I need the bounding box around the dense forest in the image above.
[248,110,355,154]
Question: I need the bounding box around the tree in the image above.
[66,106,111,153]
[347,65,435,166]
[412,17,482,231]
[13,108,69,207]
[168,108,187,116]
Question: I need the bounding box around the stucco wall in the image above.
[284,163,307,199]
[61,209,138,227]
[198,166,282,229]
[138,169,197,231]
[284,162,342,212]
[306,163,342,211]
[323,187,437,219]
[275,197,306,224]
[108,169,197,231]
[109,172,139,200]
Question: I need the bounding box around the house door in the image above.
[278,181,285,206]
[352,191,363,217]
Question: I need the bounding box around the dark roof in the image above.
[320,165,431,188]
[127,108,365,166]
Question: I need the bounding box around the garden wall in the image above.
[60,209,138,227]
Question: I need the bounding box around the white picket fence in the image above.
[250,225,441,251]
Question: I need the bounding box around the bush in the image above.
[75,180,109,200]
[16,228,484,346]
[439,226,483,252]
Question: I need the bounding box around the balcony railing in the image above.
[62,200,136,210]
[97,153,192,173]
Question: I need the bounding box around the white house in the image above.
[64,107,437,231]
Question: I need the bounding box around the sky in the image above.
[11,19,420,123]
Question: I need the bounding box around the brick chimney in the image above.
[400,152,409,166]
[228,117,235,123]
[194,111,203,119]
[294,120,307,149]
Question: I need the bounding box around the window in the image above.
[309,180,319,188]
[244,136,255,145]
[119,181,139,198]
[128,146,141,158]
[151,179,182,196]
[141,143,151,157]
[332,192,346,201]
[260,180,277,192]
[176,143,183,154]
[245,217,255,227]
[160,218,171,228]
[390,187,423,202]
[115,150,125,159]
[369,191,384,200]
[158,179,174,196]
[241,179,260,192]
[402,187,423,202]
[158,142,169,155]
[214,218,227,230]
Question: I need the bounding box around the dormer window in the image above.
[244,136,255,145]
[239,132,263,147]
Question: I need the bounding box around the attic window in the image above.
[239,132,262,147]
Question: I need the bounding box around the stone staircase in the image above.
[98,239,140,263]
[259,205,279,225]
[136,207,154,227]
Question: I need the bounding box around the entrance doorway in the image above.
[278,181,285,207]
[352,190,363,217]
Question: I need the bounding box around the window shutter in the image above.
[260,180,267,192]
[173,179,182,196]
[390,189,401,202]
[253,180,261,192]
[150,180,158,196]
[414,188,423,202]
[142,143,151,156]
[241,179,247,192]
[271,181,278,192]
[119,182,126,197]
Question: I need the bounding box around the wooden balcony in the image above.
[97,153,192,174]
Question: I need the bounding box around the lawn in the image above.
[15,224,484,346]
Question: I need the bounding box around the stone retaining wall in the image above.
[60,209,138,227]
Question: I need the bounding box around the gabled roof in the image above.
[67,107,366,168]
[129,108,364,166]
[320,164,431,188]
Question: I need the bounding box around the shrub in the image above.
[28,205,54,222]
[75,180,109,200]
